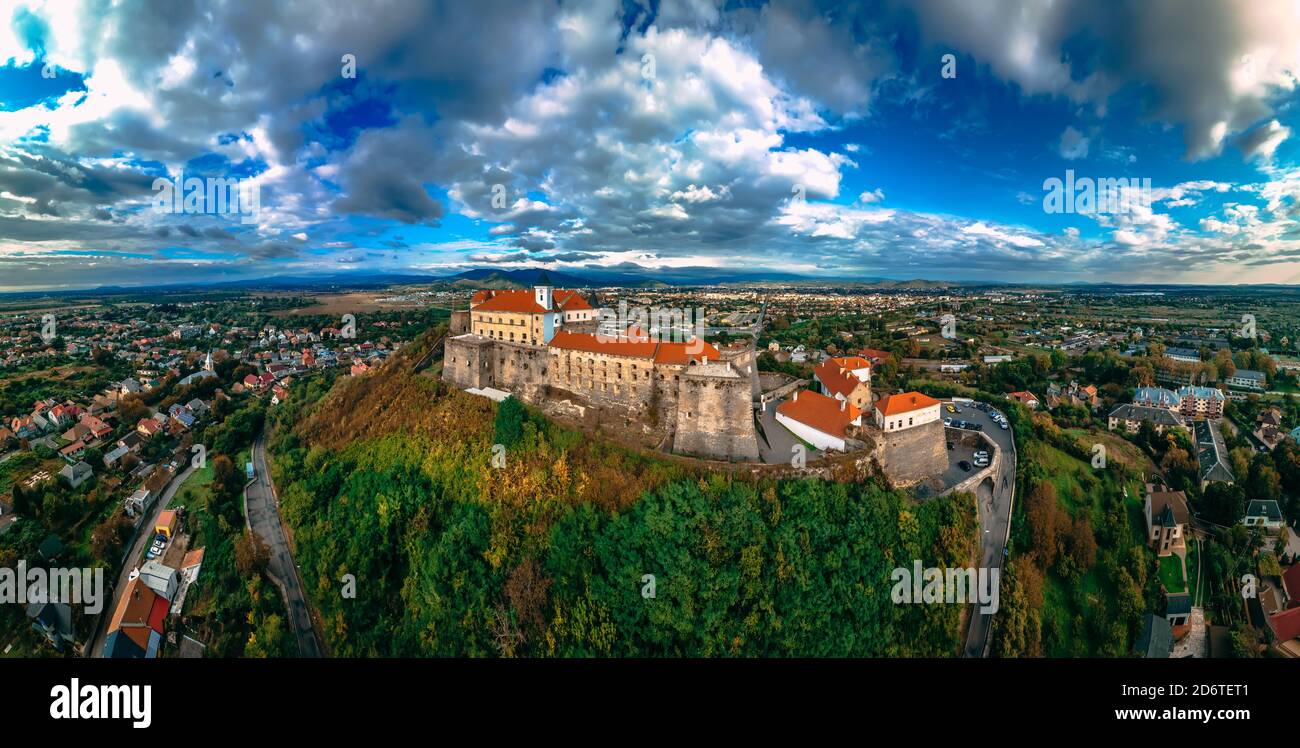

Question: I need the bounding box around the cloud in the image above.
[1058,126,1089,160]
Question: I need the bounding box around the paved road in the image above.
[757,398,825,464]
[951,401,1016,658]
[246,434,321,657]
[89,461,196,658]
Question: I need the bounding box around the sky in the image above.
[1,0,1300,291]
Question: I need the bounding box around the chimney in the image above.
[793,391,799,401]
[840,399,846,412]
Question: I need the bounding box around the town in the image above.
[1,277,1297,661]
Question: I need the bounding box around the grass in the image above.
[1158,553,1186,594]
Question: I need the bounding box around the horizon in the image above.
[2,1,1300,289]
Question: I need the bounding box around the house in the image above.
[118,431,144,453]
[271,385,289,405]
[179,635,206,658]
[79,414,112,440]
[813,356,872,410]
[775,389,863,452]
[1107,404,1185,435]
[155,509,178,539]
[58,440,87,460]
[1133,613,1172,658]
[1225,368,1266,391]
[136,417,163,438]
[101,576,166,659]
[137,561,179,601]
[38,534,63,561]
[350,361,370,376]
[1144,484,1189,557]
[26,600,74,651]
[124,488,152,517]
[1266,607,1300,655]
[58,461,93,489]
[873,391,942,433]
[1045,381,1099,410]
[1165,592,1192,627]
[119,378,142,395]
[1194,420,1235,487]
[103,444,130,468]
[1006,391,1040,409]
[1242,499,1285,530]
[856,348,893,367]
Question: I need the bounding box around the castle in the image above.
[443,274,761,461]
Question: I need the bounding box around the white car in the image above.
[974,451,989,459]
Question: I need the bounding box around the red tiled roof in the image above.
[108,577,161,634]
[1007,391,1039,404]
[777,389,862,440]
[548,327,720,364]
[814,358,869,398]
[1282,564,1300,604]
[1269,605,1300,642]
[874,391,941,416]
[148,595,169,633]
[554,289,592,311]
[858,348,893,363]
[473,289,551,314]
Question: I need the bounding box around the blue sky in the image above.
[1,0,1299,290]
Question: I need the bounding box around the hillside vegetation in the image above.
[266,329,980,656]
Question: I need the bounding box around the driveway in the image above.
[246,434,321,657]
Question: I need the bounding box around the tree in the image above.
[494,396,526,448]
[1025,482,1063,568]
[234,530,270,576]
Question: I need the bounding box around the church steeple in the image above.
[533,270,553,311]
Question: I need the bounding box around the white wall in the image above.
[775,411,846,452]
[875,403,940,432]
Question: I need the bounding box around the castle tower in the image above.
[533,270,553,311]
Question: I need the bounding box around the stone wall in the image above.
[672,362,760,461]
[877,418,947,487]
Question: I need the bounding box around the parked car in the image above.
[946,441,954,451]
[958,460,973,472]
[945,404,956,413]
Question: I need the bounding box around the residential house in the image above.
[1194,420,1235,487]
[58,461,93,489]
[101,576,166,659]
[1165,592,1192,627]
[138,561,179,601]
[25,600,74,651]
[1144,484,1189,557]
[1225,368,1266,392]
[1242,499,1285,530]
[1006,391,1040,409]
[1108,404,1185,435]
[1133,613,1173,658]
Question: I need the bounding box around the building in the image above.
[1006,391,1040,409]
[1107,404,1185,435]
[1175,385,1225,418]
[813,356,872,410]
[1242,499,1285,530]
[58,461,93,489]
[101,576,167,659]
[1144,484,1189,557]
[774,389,863,452]
[873,391,942,433]
[138,561,179,601]
[1194,420,1235,487]
[1133,386,1180,409]
[1133,613,1172,658]
[1165,592,1192,627]
[1224,368,1266,391]
[445,278,760,462]
[155,509,178,539]
[467,272,591,345]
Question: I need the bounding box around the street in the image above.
[246,434,321,658]
[88,461,196,658]
[951,401,1017,658]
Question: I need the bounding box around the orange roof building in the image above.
[775,389,863,452]
[873,391,942,432]
[814,356,872,409]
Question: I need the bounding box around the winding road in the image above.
[954,402,1017,658]
[246,434,321,657]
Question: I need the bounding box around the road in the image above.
[88,461,196,658]
[951,401,1017,658]
[246,434,321,657]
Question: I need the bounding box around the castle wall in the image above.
[672,364,760,461]
[877,418,947,486]
[443,335,494,390]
